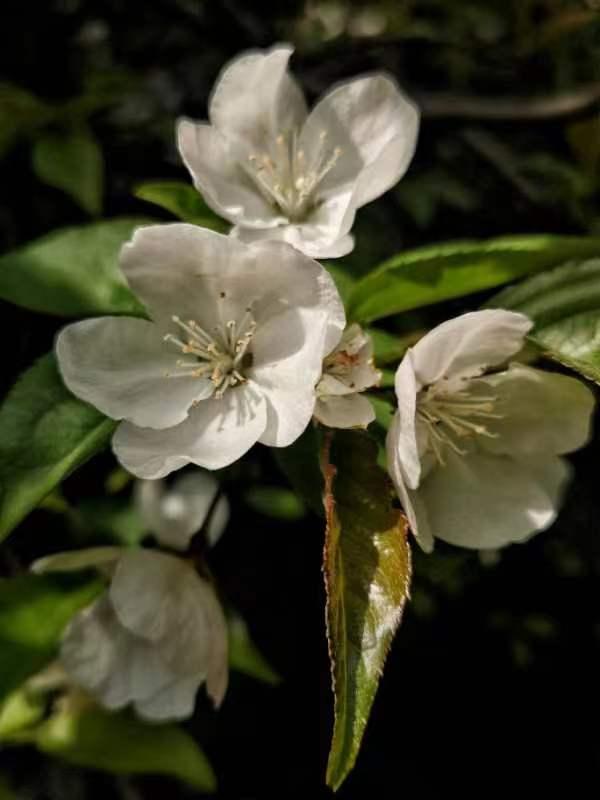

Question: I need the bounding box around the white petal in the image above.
[209,44,307,153]
[299,74,419,204]
[250,307,328,447]
[135,472,229,551]
[230,222,355,259]
[417,451,571,549]
[135,675,200,722]
[57,317,212,429]
[392,351,421,489]
[409,310,532,387]
[386,412,434,553]
[177,121,277,227]
[472,364,595,456]
[113,383,268,478]
[61,596,174,711]
[314,394,375,429]
[31,547,122,575]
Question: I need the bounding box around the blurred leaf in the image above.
[379,369,395,388]
[274,425,324,517]
[0,82,53,157]
[34,705,216,792]
[0,574,101,700]
[348,236,600,324]
[324,262,356,305]
[228,613,281,685]
[0,218,148,317]
[367,327,418,365]
[32,129,104,216]
[321,430,411,791]
[567,115,600,176]
[489,258,600,384]
[134,181,228,231]
[0,688,45,739]
[76,496,145,546]
[0,776,17,800]
[396,169,479,229]
[244,486,305,520]
[367,395,395,431]
[0,353,116,540]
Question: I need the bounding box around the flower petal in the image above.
[417,450,571,549]
[135,675,200,722]
[177,121,278,227]
[31,547,122,575]
[230,222,355,259]
[472,363,595,457]
[299,74,419,204]
[409,309,532,388]
[135,471,229,551]
[57,317,212,429]
[314,393,375,429]
[386,411,434,553]
[113,383,268,477]
[392,351,421,489]
[209,44,307,153]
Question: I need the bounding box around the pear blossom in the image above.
[135,470,229,550]
[314,323,380,428]
[386,309,595,553]
[177,44,419,258]
[56,224,345,479]
[33,548,228,721]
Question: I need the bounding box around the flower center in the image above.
[163,309,256,399]
[417,383,502,466]
[246,129,342,222]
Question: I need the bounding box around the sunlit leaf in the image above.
[489,258,600,383]
[0,353,116,540]
[0,688,45,739]
[0,573,101,700]
[34,704,216,792]
[134,181,228,231]
[228,613,281,685]
[32,129,104,216]
[321,430,411,791]
[0,218,149,317]
[348,235,600,323]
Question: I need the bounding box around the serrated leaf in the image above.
[321,430,411,791]
[0,218,149,317]
[0,573,101,700]
[273,425,324,517]
[228,613,281,685]
[347,235,600,323]
[0,353,116,539]
[32,130,104,216]
[489,258,600,383]
[34,705,216,792]
[134,181,228,231]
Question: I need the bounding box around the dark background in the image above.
[1,0,600,797]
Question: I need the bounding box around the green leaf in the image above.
[0,574,101,700]
[0,688,45,739]
[367,395,395,431]
[34,705,216,792]
[321,430,411,791]
[0,776,17,800]
[367,327,419,365]
[0,218,149,317]
[324,262,356,305]
[347,235,600,323]
[228,613,281,685]
[134,181,228,231]
[489,258,600,383]
[0,82,53,157]
[32,130,104,216]
[0,353,116,540]
[76,496,146,547]
[273,425,324,517]
[244,486,305,520]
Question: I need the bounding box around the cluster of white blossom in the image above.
[45,44,595,722]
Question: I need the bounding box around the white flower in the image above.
[177,44,419,258]
[314,323,380,428]
[135,470,229,550]
[386,309,595,553]
[33,548,228,721]
[56,224,345,479]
